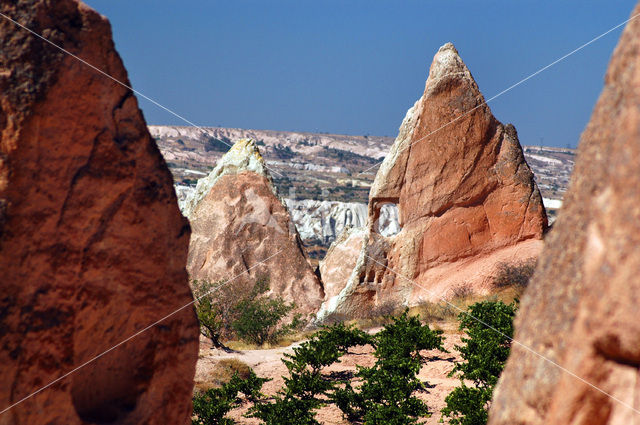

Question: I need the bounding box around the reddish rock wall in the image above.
[0,1,199,424]
[490,3,640,424]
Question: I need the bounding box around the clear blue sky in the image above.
[84,1,637,148]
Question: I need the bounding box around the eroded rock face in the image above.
[186,139,324,316]
[319,226,367,303]
[318,43,546,320]
[490,4,640,424]
[0,1,199,424]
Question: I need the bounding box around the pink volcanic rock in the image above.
[318,43,546,320]
[185,139,325,317]
[0,1,199,424]
[490,3,640,424]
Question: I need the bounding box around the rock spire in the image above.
[318,42,546,320]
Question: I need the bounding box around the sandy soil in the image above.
[194,323,464,424]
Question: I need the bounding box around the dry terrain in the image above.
[195,323,465,425]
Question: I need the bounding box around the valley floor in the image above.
[195,323,464,424]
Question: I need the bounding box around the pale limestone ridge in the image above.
[181,138,279,217]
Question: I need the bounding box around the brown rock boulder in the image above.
[318,43,546,320]
[0,1,199,424]
[490,4,640,424]
[185,139,324,316]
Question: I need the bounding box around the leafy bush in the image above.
[192,369,269,425]
[193,277,302,348]
[441,300,517,425]
[333,311,446,424]
[250,323,371,425]
[192,279,232,350]
[232,278,302,346]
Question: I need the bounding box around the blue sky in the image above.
[84,1,637,148]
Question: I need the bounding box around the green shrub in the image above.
[333,311,446,424]
[232,279,302,346]
[441,300,517,425]
[193,277,301,348]
[192,369,268,425]
[250,323,371,425]
[192,279,230,350]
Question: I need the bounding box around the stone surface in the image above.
[0,1,199,424]
[318,43,546,320]
[319,226,367,302]
[490,4,640,424]
[178,187,400,248]
[186,139,324,316]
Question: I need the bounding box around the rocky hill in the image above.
[0,1,198,423]
[152,125,575,211]
[155,125,574,260]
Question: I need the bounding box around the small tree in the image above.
[441,300,517,425]
[192,369,269,425]
[232,278,302,346]
[193,276,301,348]
[192,279,230,350]
[333,311,446,424]
[250,323,372,425]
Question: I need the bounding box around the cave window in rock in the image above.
[373,200,401,237]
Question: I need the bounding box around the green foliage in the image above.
[441,300,517,425]
[193,277,302,348]
[250,396,321,425]
[232,278,301,346]
[250,323,371,425]
[192,279,228,349]
[333,311,446,424]
[192,370,269,425]
[441,386,489,425]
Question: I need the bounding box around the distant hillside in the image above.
[152,125,574,220]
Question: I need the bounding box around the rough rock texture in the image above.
[0,1,199,425]
[490,4,640,424]
[319,226,367,302]
[186,139,324,316]
[178,187,400,247]
[318,43,546,320]
[285,199,399,245]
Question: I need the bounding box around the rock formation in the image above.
[490,3,640,424]
[285,199,399,245]
[318,43,547,320]
[178,187,401,247]
[319,226,367,303]
[0,1,199,424]
[185,139,324,316]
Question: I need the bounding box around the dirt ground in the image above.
[194,322,465,424]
